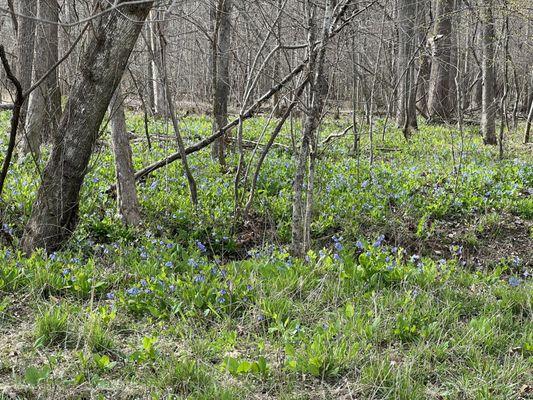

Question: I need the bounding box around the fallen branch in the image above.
[321,124,354,146]
[105,61,307,194]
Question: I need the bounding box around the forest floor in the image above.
[0,111,531,399]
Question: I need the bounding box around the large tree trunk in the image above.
[396,0,418,137]
[211,0,232,166]
[481,1,496,145]
[16,0,36,121]
[109,84,141,226]
[22,1,152,253]
[24,0,62,158]
[427,0,454,122]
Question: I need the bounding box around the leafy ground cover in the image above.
[0,110,531,399]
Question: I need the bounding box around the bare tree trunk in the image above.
[291,1,332,257]
[16,0,36,122]
[481,1,496,145]
[427,0,454,122]
[211,0,232,166]
[149,9,168,117]
[24,0,61,158]
[22,1,152,253]
[109,84,141,226]
[396,0,418,137]
[525,95,533,144]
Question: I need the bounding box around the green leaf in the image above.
[345,302,355,319]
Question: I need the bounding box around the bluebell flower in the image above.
[126,287,140,296]
[246,285,253,291]
[49,252,57,261]
[92,177,99,183]
[356,240,364,250]
[361,180,369,188]
[217,297,226,303]
[333,253,341,261]
[508,277,521,287]
[140,279,148,287]
[169,285,176,292]
[334,242,343,251]
[188,258,199,268]
[140,251,148,260]
[106,292,115,300]
[62,268,71,276]
[165,261,174,268]
[193,274,205,283]
[144,289,152,294]
[373,235,385,247]
[196,241,207,253]
[219,289,227,295]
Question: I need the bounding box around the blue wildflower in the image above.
[106,292,115,300]
[508,277,521,287]
[196,241,207,253]
[356,240,364,250]
[165,261,174,268]
[126,287,140,296]
[193,274,205,283]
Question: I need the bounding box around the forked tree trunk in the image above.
[481,1,496,145]
[22,1,152,253]
[109,84,141,226]
[24,0,61,158]
[427,0,454,122]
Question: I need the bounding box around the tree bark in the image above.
[427,0,454,122]
[481,1,496,145]
[291,1,332,257]
[525,95,533,144]
[109,84,141,226]
[149,9,168,117]
[211,0,232,166]
[22,1,153,253]
[16,0,36,121]
[396,0,418,136]
[24,0,62,158]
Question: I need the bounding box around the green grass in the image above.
[0,111,531,399]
